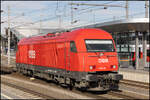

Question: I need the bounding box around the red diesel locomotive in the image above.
[16,28,123,90]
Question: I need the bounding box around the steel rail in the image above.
[108,91,138,99]
[1,81,55,99]
[1,72,148,99]
[1,55,149,99]
[120,79,149,89]
[70,89,108,99]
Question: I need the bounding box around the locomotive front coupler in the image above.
[108,73,123,81]
[85,74,99,82]
[85,73,123,82]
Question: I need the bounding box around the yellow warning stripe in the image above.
[120,59,130,61]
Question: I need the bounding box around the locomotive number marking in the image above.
[98,67,106,69]
[98,58,108,63]
[29,50,36,58]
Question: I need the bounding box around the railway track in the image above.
[65,86,143,99]
[1,55,149,99]
[1,79,137,99]
[120,79,149,89]
[107,91,139,99]
[1,81,55,99]
[1,73,148,99]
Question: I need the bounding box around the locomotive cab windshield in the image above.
[85,39,115,52]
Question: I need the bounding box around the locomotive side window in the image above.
[85,39,115,52]
[70,41,77,52]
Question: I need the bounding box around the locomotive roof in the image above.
[18,28,112,45]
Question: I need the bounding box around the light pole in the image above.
[71,3,73,25]
[7,5,11,67]
[125,0,129,19]
[145,0,149,18]
[39,13,42,34]
[58,15,62,29]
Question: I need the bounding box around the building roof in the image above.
[71,18,149,33]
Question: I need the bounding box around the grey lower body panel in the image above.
[16,63,87,81]
[16,63,123,82]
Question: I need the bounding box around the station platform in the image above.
[1,54,16,73]
[119,68,149,83]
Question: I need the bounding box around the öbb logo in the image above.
[29,50,36,58]
[98,58,108,63]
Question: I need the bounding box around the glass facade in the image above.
[111,32,150,67]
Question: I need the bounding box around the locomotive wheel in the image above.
[29,70,34,77]
[69,85,73,90]
[26,70,32,77]
[69,80,74,90]
[80,87,87,92]
[16,67,19,72]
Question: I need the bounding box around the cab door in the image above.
[65,41,78,72]
[65,42,71,73]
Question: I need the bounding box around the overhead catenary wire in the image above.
[2,1,147,30]
[12,16,58,28]
[65,11,146,29]
[66,1,130,27]
[12,1,78,28]
[72,1,117,12]
[1,7,51,23]
[2,1,122,27]
[67,1,125,23]
[68,1,117,17]
[2,3,61,27]
[46,2,125,27]
[1,3,59,24]
[69,1,126,15]
[54,1,116,25]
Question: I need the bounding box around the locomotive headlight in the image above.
[99,53,104,57]
[89,66,93,70]
[89,65,96,70]
[112,65,116,68]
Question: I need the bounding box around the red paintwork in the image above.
[16,28,119,72]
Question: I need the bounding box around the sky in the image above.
[1,1,149,35]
